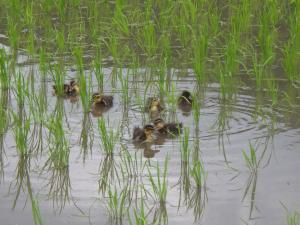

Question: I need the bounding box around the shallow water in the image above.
[0,45,299,225]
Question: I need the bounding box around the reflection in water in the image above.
[80,112,94,162]
[143,143,160,159]
[44,167,71,213]
[98,155,118,195]
[10,155,43,224]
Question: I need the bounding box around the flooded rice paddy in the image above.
[0,1,300,225]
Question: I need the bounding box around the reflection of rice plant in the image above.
[287,211,300,225]
[98,118,119,155]
[190,160,206,189]
[0,49,10,89]
[180,128,190,164]
[147,156,169,206]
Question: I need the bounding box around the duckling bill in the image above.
[153,118,182,136]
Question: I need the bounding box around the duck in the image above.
[91,93,114,117]
[68,80,80,96]
[132,124,155,143]
[91,93,113,107]
[53,80,80,96]
[145,97,164,118]
[153,118,182,136]
[178,90,193,114]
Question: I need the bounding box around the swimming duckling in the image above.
[132,124,155,143]
[68,80,80,96]
[53,80,79,96]
[153,118,182,136]
[145,97,164,118]
[92,93,114,107]
[178,90,193,114]
[91,93,114,117]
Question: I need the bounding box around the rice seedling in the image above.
[180,128,190,164]
[287,211,300,225]
[147,156,169,206]
[98,118,119,155]
[190,160,206,189]
[242,142,258,173]
[106,185,129,224]
[50,64,65,97]
[118,68,129,106]
[0,49,10,90]
[129,196,149,225]
[45,106,69,169]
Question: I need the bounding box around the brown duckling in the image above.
[53,80,80,96]
[132,124,155,143]
[153,118,182,136]
[145,97,164,117]
[91,93,114,117]
[178,90,193,114]
[68,80,80,96]
[92,93,114,107]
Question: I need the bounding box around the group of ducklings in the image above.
[53,80,114,116]
[53,80,193,146]
[132,90,193,144]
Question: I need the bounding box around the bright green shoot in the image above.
[98,118,119,155]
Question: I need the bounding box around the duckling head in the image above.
[69,80,79,94]
[143,124,155,141]
[150,98,160,111]
[180,90,192,103]
[92,94,103,104]
[153,118,165,130]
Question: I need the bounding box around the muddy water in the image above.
[0,50,300,225]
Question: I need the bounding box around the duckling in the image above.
[91,93,114,117]
[53,80,79,96]
[153,118,182,136]
[92,93,113,107]
[145,97,164,118]
[68,80,80,96]
[132,124,155,143]
[178,90,193,114]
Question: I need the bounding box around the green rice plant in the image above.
[180,128,190,164]
[45,109,69,169]
[50,64,65,97]
[147,156,169,205]
[93,46,104,91]
[118,68,129,105]
[107,185,129,223]
[192,28,208,86]
[30,197,43,225]
[139,21,157,57]
[113,1,130,36]
[7,16,20,54]
[56,29,66,54]
[190,160,206,189]
[267,78,279,106]
[287,211,300,225]
[98,118,119,155]
[129,196,149,225]
[192,94,200,126]
[12,113,31,156]
[0,49,10,90]
[242,142,258,173]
